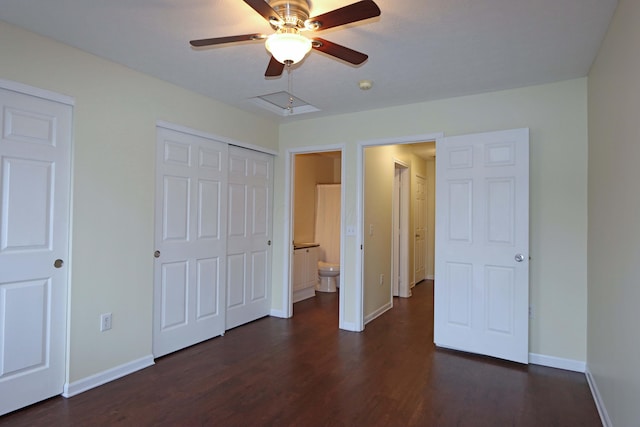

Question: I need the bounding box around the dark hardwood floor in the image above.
[1,281,601,426]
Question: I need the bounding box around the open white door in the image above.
[434,128,529,364]
[0,85,72,414]
[153,127,228,357]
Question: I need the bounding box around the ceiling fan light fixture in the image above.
[265,31,312,65]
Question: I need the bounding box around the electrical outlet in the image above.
[369,224,374,236]
[346,225,356,236]
[529,305,534,319]
[100,313,112,332]
[379,274,384,285]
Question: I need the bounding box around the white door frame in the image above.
[356,132,443,330]
[392,160,410,298]
[282,145,345,325]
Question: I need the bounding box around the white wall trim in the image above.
[293,286,316,304]
[585,367,612,427]
[355,143,365,332]
[528,353,586,372]
[269,308,289,318]
[0,78,75,106]
[156,120,278,156]
[364,301,393,325]
[62,355,154,398]
[282,149,294,319]
[359,132,445,148]
[340,321,360,332]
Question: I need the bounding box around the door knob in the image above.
[54,259,64,268]
[154,250,161,258]
[514,253,525,262]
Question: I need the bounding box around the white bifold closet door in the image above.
[153,127,228,357]
[153,128,273,356]
[225,146,273,330]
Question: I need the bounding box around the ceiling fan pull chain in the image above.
[287,63,294,114]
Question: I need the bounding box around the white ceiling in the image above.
[0,0,617,122]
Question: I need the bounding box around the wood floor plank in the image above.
[0,281,601,426]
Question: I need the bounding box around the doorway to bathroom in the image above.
[289,149,343,318]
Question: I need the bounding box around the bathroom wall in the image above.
[293,152,341,244]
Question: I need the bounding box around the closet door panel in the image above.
[226,146,273,330]
[153,127,227,357]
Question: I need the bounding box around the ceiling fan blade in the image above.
[243,0,282,23]
[307,0,381,31]
[265,56,285,77]
[190,34,265,47]
[312,38,368,65]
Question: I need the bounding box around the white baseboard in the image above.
[292,287,315,303]
[528,353,586,372]
[269,308,288,318]
[426,274,434,280]
[586,367,612,427]
[339,321,361,332]
[62,355,154,398]
[364,301,393,325]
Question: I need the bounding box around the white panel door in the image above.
[153,127,228,357]
[226,146,273,330]
[414,175,426,283]
[0,86,72,415]
[434,128,529,364]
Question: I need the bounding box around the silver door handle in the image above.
[515,253,525,262]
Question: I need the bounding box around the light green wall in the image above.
[276,78,588,361]
[587,0,640,424]
[0,21,278,383]
[363,145,395,316]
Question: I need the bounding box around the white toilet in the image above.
[317,261,340,293]
[314,184,341,293]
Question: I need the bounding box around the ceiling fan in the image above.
[190,0,381,77]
